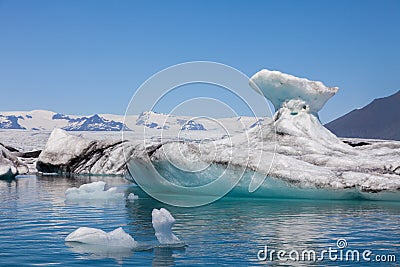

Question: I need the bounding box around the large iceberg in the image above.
[36,69,400,201]
[126,69,400,201]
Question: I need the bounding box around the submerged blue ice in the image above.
[127,160,400,203]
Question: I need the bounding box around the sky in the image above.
[0,0,399,123]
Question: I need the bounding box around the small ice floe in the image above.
[152,208,184,247]
[65,181,124,201]
[0,143,29,180]
[64,207,185,260]
[127,192,139,201]
[65,227,138,248]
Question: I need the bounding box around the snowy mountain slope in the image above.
[123,111,262,139]
[0,110,128,131]
[61,114,127,131]
[0,110,68,130]
[0,115,25,129]
[0,110,261,133]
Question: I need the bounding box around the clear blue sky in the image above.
[0,0,399,123]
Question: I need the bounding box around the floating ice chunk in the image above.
[152,208,182,245]
[65,227,138,248]
[0,143,28,179]
[0,164,16,179]
[249,69,338,114]
[127,193,139,201]
[65,181,124,200]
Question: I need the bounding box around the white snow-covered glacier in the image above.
[0,110,127,131]
[35,69,400,201]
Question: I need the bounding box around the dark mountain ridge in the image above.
[325,90,400,141]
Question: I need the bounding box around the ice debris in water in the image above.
[65,208,183,249]
[127,193,139,201]
[65,227,138,248]
[65,181,124,200]
[152,208,182,245]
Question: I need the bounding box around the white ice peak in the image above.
[249,69,338,114]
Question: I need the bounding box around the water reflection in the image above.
[152,247,186,267]
[0,175,399,266]
[66,242,135,263]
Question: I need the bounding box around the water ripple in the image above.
[0,175,399,266]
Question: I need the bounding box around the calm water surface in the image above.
[0,175,399,266]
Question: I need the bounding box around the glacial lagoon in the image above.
[1,175,399,266]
